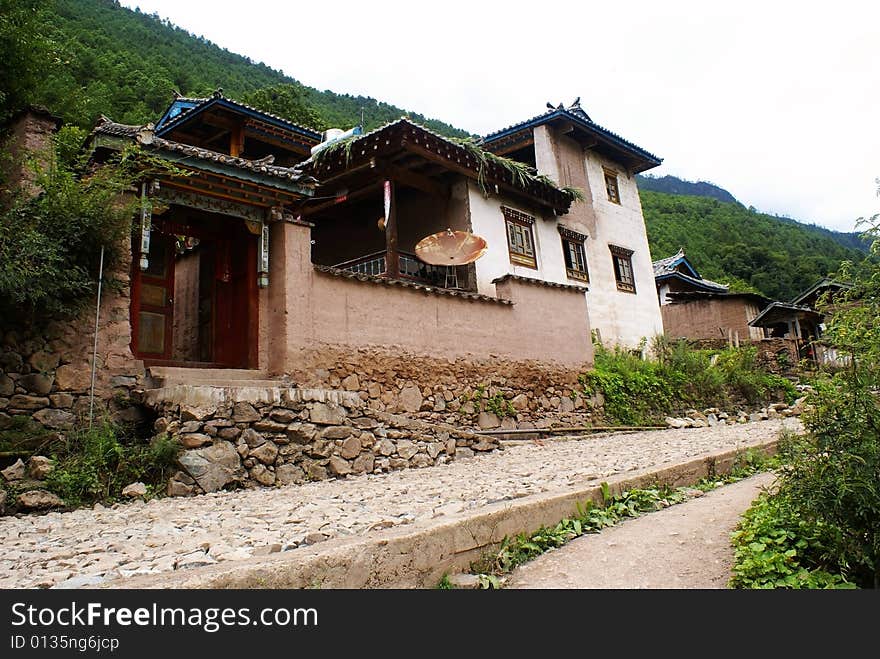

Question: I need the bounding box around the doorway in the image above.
[130,208,258,368]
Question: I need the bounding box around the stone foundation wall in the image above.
[143,386,501,496]
[281,347,604,431]
[0,252,146,436]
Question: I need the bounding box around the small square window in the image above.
[610,245,636,293]
[604,168,621,204]
[502,207,537,269]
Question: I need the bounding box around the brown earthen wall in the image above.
[0,112,58,199]
[662,298,754,341]
[271,221,593,375]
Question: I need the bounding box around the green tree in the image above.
[0,134,182,320]
[770,214,880,588]
[241,83,326,131]
[0,0,53,122]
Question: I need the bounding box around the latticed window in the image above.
[610,244,636,293]
[502,206,537,268]
[604,168,621,204]
[559,226,589,282]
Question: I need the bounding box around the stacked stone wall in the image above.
[143,386,501,496]
[0,255,146,437]
[282,347,604,431]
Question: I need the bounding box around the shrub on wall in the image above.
[0,131,183,321]
[579,341,796,425]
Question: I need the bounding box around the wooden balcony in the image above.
[332,250,463,289]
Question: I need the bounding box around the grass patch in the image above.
[44,418,179,506]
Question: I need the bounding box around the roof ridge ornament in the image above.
[135,124,156,146]
[212,88,224,99]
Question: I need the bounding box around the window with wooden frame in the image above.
[559,226,589,283]
[502,206,537,268]
[603,167,621,204]
[609,244,636,293]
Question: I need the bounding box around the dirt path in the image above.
[506,471,775,589]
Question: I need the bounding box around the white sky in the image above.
[121,0,880,233]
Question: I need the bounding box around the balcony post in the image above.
[384,179,400,279]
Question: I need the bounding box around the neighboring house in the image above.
[653,249,767,342]
[653,248,728,304]
[748,277,852,366]
[481,100,665,347]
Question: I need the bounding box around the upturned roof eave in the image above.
[482,108,662,172]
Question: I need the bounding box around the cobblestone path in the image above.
[0,418,799,588]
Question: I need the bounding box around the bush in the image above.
[731,216,880,589]
[770,374,880,588]
[46,419,179,505]
[580,341,795,425]
[729,493,855,589]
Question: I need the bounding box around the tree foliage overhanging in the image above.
[0,128,185,320]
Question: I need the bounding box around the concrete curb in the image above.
[110,435,779,590]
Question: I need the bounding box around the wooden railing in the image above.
[332,250,459,288]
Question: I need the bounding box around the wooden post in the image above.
[230,123,245,157]
[384,179,399,279]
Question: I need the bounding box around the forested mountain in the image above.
[22,0,468,136]
[638,173,868,256]
[642,191,867,301]
[637,174,739,204]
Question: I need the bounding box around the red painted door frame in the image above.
[130,213,259,369]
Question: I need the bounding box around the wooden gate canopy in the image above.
[89,118,316,209]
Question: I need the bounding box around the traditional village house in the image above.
[82,93,605,383]
[479,100,665,348]
[0,94,667,495]
[653,248,768,344]
[3,93,670,391]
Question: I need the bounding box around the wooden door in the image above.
[132,233,175,360]
[213,234,255,368]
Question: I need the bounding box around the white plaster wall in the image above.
[581,151,664,348]
[467,181,570,295]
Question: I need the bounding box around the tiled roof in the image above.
[790,277,852,305]
[314,264,513,304]
[91,119,317,184]
[156,91,322,141]
[652,249,728,293]
[492,273,588,293]
[749,301,818,327]
[652,248,687,277]
[303,117,572,211]
[483,102,661,167]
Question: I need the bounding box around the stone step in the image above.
[155,379,294,389]
[147,366,276,388]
